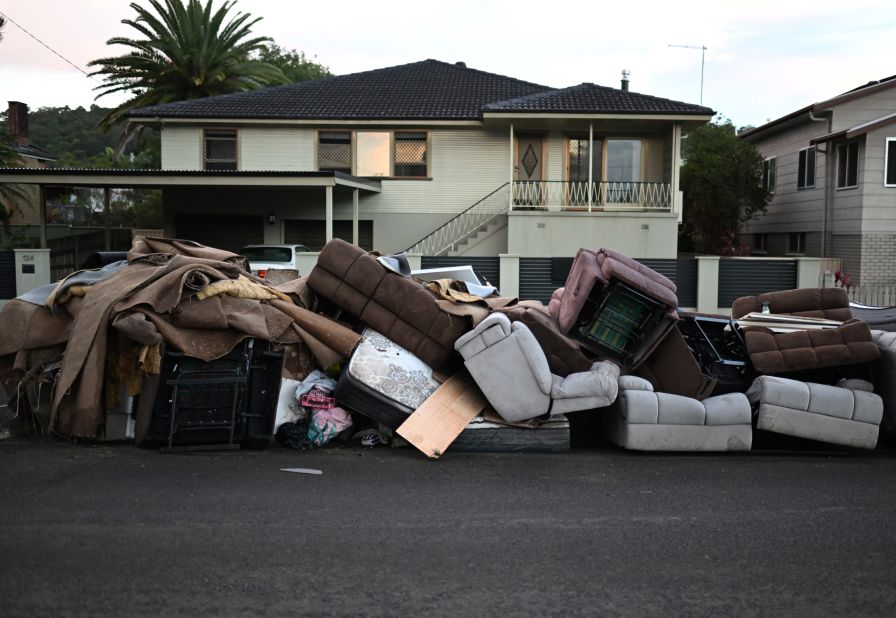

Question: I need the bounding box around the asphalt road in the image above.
[2,440,896,617]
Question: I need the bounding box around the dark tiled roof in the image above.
[130,60,552,121]
[484,83,713,115]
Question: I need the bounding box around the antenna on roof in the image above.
[668,43,707,104]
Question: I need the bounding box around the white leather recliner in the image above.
[454,313,619,423]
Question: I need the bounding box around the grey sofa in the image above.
[746,375,883,449]
[454,313,620,423]
[601,376,752,452]
[871,330,896,436]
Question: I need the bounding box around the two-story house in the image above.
[121,59,711,258]
[739,75,896,285]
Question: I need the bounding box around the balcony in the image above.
[511,181,673,212]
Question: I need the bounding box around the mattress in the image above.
[335,328,440,430]
[449,414,570,453]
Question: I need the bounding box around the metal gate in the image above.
[718,259,797,307]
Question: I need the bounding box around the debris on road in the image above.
[1,236,894,456]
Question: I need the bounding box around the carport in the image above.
[0,168,382,251]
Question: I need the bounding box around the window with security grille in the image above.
[318,131,351,173]
[567,138,601,182]
[393,132,427,177]
[204,129,237,170]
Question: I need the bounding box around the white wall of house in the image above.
[240,128,313,170]
[507,211,678,258]
[160,123,681,256]
[161,126,201,170]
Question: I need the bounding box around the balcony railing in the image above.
[511,181,673,211]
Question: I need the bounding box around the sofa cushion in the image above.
[308,239,470,369]
[703,393,752,425]
[743,319,880,373]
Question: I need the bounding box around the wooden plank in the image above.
[396,374,488,459]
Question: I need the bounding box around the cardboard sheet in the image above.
[396,374,488,459]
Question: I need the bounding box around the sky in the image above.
[1,0,895,130]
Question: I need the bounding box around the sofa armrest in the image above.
[618,375,654,392]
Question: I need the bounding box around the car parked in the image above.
[239,244,310,278]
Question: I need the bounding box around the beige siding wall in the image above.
[161,126,201,169]
[742,120,829,240]
[361,127,510,214]
[831,87,896,131]
[239,128,314,170]
[859,126,896,233]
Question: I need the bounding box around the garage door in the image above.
[284,219,373,251]
[175,214,264,253]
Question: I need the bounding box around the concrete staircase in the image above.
[447,215,507,256]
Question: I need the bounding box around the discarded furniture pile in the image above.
[1,237,894,457]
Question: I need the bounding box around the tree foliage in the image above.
[252,43,331,82]
[88,0,288,133]
[0,129,31,231]
[680,117,770,254]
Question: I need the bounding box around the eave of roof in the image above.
[0,168,382,191]
[810,111,896,145]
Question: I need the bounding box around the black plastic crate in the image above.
[143,339,283,451]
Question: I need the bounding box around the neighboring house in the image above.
[3,101,56,226]
[740,75,896,285]
[123,59,712,257]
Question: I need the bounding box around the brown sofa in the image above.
[731,288,879,374]
[307,239,471,370]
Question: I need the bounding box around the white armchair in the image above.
[454,313,619,423]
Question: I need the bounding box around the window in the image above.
[788,232,806,254]
[797,147,816,189]
[318,131,351,173]
[567,137,602,182]
[753,233,768,253]
[763,157,777,193]
[204,129,237,170]
[394,132,427,177]
[318,131,429,178]
[606,139,642,203]
[886,137,896,187]
[837,141,859,189]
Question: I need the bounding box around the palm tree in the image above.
[88,0,287,139]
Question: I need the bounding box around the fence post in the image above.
[796,257,822,289]
[499,254,520,298]
[696,255,720,314]
[406,253,422,271]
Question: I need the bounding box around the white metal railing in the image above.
[406,183,510,256]
[511,181,672,211]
